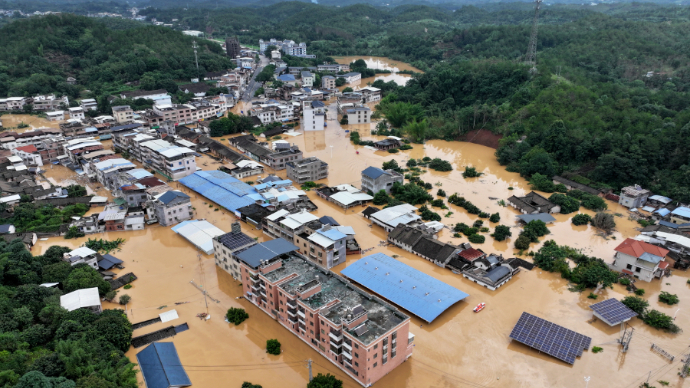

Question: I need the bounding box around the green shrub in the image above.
[658,291,679,305]
[437,189,446,197]
[618,278,631,286]
[399,144,412,150]
[489,213,500,223]
[592,346,603,353]
[266,339,281,355]
[479,227,489,233]
[123,284,132,290]
[492,225,512,241]
[548,193,580,214]
[643,309,680,333]
[587,293,598,299]
[462,166,482,178]
[478,212,490,218]
[514,235,531,250]
[468,234,485,243]
[572,213,592,226]
[431,199,445,208]
[428,158,452,171]
[454,223,468,233]
[226,307,249,325]
[387,148,399,153]
[473,220,483,228]
[463,227,478,236]
[635,288,645,296]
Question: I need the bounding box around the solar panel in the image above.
[589,298,638,326]
[509,312,591,365]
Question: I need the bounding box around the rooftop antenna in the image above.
[193,40,200,79]
[524,0,543,72]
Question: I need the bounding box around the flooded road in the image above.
[0,114,60,130]
[333,56,423,87]
[30,87,690,388]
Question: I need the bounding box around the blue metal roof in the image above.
[128,168,153,180]
[253,179,292,191]
[517,213,557,224]
[277,74,295,82]
[362,166,385,180]
[236,238,298,269]
[317,228,347,241]
[658,220,679,229]
[639,252,663,264]
[98,253,123,270]
[341,253,469,322]
[84,127,98,132]
[655,208,671,217]
[179,171,257,213]
[157,190,190,205]
[671,207,690,218]
[136,342,191,388]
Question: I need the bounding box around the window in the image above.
[354,353,358,358]
[626,264,633,270]
[354,344,359,349]
[354,362,359,367]
[374,344,378,350]
[280,301,283,305]
[374,353,378,359]
[373,362,377,368]
[321,329,325,334]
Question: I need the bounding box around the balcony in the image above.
[342,342,352,352]
[260,283,266,289]
[288,316,297,324]
[342,351,352,360]
[259,289,266,297]
[330,340,342,349]
[297,310,306,319]
[287,308,296,317]
[287,300,296,309]
[329,331,342,342]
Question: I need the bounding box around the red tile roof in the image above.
[614,238,669,259]
[658,261,669,269]
[15,145,38,153]
[459,248,484,261]
[622,269,633,275]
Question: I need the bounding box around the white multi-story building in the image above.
[140,139,197,180]
[301,71,314,87]
[249,103,294,125]
[80,98,98,111]
[46,111,65,121]
[0,97,30,111]
[147,190,193,226]
[68,107,85,120]
[93,158,137,190]
[346,106,371,125]
[303,101,326,131]
[32,94,69,111]
[360,86,382,103]
[12,145,43,167]
[342,72,362,84]
[112,105,134,123]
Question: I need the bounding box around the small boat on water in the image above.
[473,303,486,313]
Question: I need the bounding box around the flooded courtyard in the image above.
[333,56,423,87]
[28,71,690,388]
[0,113,61,130]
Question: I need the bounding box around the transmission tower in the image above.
[524,0,543,70]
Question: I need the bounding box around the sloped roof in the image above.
[217,230,256,251]
[179,170,256,213]
[412,237,457,262]
[236,238,298,269]
[136,342,192,388]
[671,207,690,218]
[60,287,101,312]
[156,190,191,205]
[171,220,225,254]
[614,238,669,260]
[458,248,484,261]
[362,166,385,179]
[341,253,469,322]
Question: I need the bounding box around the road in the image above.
[242,54,269,102]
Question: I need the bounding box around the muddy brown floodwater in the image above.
[333,56,423,87]
[31,81,690,388]
[0,114,61,131]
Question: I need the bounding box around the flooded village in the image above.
[2,53,690,388]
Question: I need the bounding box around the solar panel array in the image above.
[509,312,592,365]
[589,298,638,325]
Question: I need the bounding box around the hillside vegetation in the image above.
[0,14,231,98]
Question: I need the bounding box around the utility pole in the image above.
[619,323,634,353]
[681,353,690,378]
[584,376,590,388]
[198,251,208,314]
[307,359,313,381]
[193,41,200,80]
[524,0,543,71]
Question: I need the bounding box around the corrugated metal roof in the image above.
[179,171,256,213]
[128,169,153,180]
[330,191,373,206]
[60,287,101,312]
[308,232,335,248]
[370,204,417,224]
[317,228,347,240]
[341,253,469,322]
[517,213,557,224]
[136,342,191,388]
[649,195,672,204]
[671,207,690,218]
[171,220,225,254]
[655,208,671,217]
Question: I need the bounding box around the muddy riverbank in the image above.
[29,100,690,388]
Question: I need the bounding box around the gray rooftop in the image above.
[266,254,407,345]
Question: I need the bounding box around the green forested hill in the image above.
[0,14,231,98]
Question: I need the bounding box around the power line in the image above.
[411,359,491,388]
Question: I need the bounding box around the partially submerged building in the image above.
[507,191,560,214]
[238,243,414,386]
[361,167,403,194]
[136,342,192,388]
[611,238,669,282]
[286,156,328,184]
[213,221,258,280]
[368,204,420,232]
[618,185,651,209]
